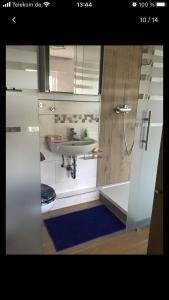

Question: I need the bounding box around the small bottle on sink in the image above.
[81,128,89,141]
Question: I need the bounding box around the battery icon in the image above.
[156,2,166,6]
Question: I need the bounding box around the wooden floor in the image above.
[42,200,150,255]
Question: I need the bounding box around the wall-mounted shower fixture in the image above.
[114,104,134,155]
[114,104,132,114]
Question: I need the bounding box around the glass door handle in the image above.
[142,111,151,151]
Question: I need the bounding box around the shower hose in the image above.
[123,112,134,155]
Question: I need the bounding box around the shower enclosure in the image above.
[127,45,163,229]
[98,45,163,230]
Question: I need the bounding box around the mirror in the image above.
[74,46,101,95]
[39,45,102,95]
[49,46,75,93]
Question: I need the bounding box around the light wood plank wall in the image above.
[97,46,142,186]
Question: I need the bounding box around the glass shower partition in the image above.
[127,45,163,230]
[6,45,42,254]
[6,93,42,254]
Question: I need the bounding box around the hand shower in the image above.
[114,104,134,155]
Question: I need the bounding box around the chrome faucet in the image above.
[70,128,77,140]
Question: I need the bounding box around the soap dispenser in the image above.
[81,128,89,141]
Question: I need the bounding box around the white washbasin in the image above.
[47,138,97,156]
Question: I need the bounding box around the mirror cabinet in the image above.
[38,45,102,95]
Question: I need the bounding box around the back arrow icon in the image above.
[12,17,16,23]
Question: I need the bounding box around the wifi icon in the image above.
[43,2,50,7]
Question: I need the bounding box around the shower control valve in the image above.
[114,104,132,114]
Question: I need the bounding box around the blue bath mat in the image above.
[44,205,126,251]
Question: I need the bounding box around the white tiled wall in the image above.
[39,115,56,137]
[38,100,100,115]
[39,99,100,196]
